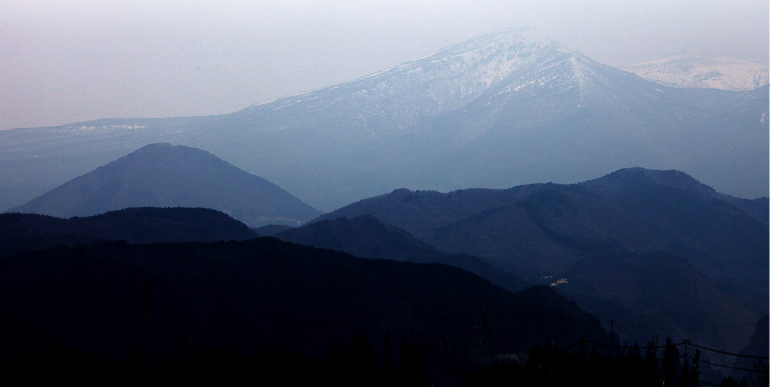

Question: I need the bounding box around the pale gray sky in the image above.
[0,0,767,130]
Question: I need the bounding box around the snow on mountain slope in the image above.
[234,27,577,139]
[623,49,769,91]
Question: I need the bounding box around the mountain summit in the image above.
[237,27,594,139]
[7,144,321,227]
[183,28,767,209]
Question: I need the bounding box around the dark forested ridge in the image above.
[0,207,257,259]
[0,237,610,385]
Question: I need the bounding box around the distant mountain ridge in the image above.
[0,28,766,212]
[6,143,321,227]
[313,167,768,362]
[624,49,769,91]
[319,167,768,291]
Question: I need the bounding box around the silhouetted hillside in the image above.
[0,207,257,258]
[320,168,768,293]
[0,238,608,366]
[582,167,769,225]
[275,215,530,292]
[581,168,769,292]
[558,253,761,357]
[317,168,767,366]
[6,144,321,227]
[731,315,769,384]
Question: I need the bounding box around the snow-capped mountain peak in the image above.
[623,49,769,91]
[242,27,588,138]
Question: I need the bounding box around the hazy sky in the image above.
[1,0,767,131]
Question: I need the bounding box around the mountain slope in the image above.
[316,168,767,363]
[6,143,321,227]
[623,49,769,91]
[274,215,530,293]
[580,168,769,290]
[0,28,766,212]
[559,253,761,357]
[731,315,769,383]
[319,168,768,292]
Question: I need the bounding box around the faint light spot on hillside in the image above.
[549,278,568,287]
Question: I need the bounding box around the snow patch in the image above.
[624,50,769,91]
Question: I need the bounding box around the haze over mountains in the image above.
[3,144,763,382]
[0,27,767,384]
[1,28,767,212]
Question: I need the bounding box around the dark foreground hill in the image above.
[731,315,770,384]
[275,215,530,293]
[6,143,321,227]
[0,207,257,259]
[0,238,608,372]
[558,253,763,366]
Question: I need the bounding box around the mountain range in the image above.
[319,167,767,288]
[313,167,768,358]
[0,139,765,382]
[0,27,767,384]
[1,27,767,212]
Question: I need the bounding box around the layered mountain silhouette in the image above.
[274,215,530,293]
[0,207,257,259]
[316,168,768,356]
[1,28,767,211]
[6,143,321,227]
[319,168,767,290]
[0,237,608,366]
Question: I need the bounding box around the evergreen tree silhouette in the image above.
[662,337,681,386]
[645,337,662,386]
[350,331,376,385]
[398,336,426,386]
[381,332,395,385]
